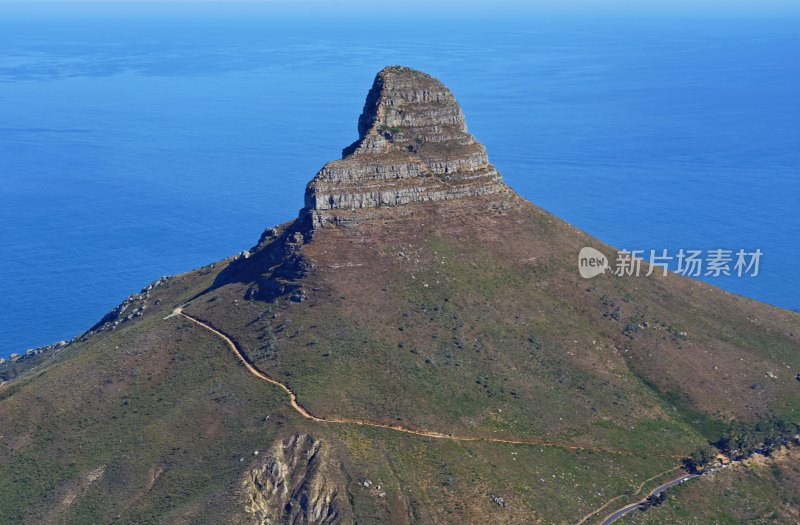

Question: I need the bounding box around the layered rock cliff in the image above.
[302,66,508,227]
[220,65,510,299]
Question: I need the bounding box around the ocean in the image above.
[1,14,798,357]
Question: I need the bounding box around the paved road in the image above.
[601,473,699,524]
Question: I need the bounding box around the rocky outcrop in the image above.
[212,220,312,302]
[302,66,508,227]
[242,432,352,525]
[87,275,172,334]
[0,339,72,383]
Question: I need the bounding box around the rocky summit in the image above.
[2,67,799,525]
[303,66,507,227]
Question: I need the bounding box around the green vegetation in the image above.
[683,446,719,473]
[716,418,799,458]
[682,417,800,473]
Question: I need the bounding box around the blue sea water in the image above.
[1,14,798,357]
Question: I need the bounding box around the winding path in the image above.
[167,305,693,525]
[168,307,683,458]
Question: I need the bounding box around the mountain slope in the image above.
[1,66,798,525]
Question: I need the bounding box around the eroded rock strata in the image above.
[242,433,351,525]
[302,66,508,227]
[219,65,510,299]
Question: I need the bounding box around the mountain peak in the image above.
[303,66,507,227]
[341,65,472,157]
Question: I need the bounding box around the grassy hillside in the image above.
[1,191,798,524]
[191,193,799,451]
[0,266,292,524]
[0,258,682,524]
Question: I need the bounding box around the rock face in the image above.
[242,433,352,525]
[214,220,313,302]
[303,66,508,227]
[219,66,510,298]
